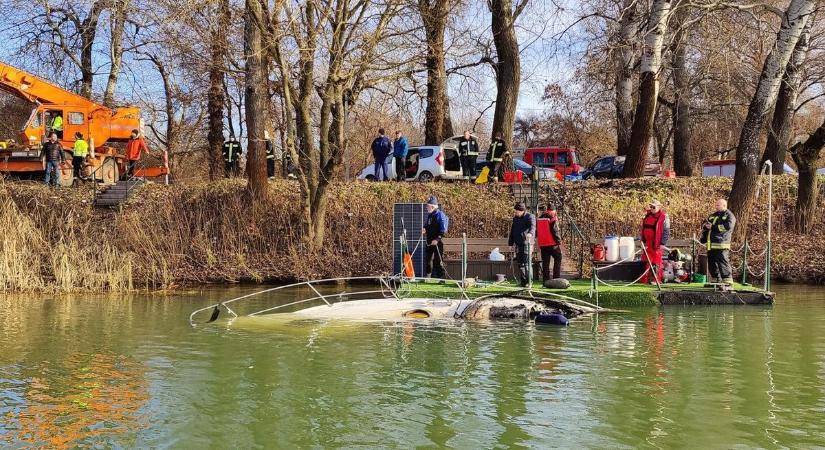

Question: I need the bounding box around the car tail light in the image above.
[436,150,443,166]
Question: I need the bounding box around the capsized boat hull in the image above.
[254,297,545,321]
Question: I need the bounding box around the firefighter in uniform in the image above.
[640,199,670,284]
[266,139,276,178]
[702,198,736,285]
[487,133,507,182]
[457,130,479,178]
[222,135,242,177]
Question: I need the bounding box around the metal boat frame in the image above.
[188,275,602,327]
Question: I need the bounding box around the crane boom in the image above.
[0,62,111,113]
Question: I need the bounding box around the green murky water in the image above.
[1,285,824,448]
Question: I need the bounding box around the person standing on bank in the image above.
[640,199,671,284]
[702,198,736,285]
[41,132,64,187]
[458,130,479,178]
[393,130,408,182]
[509,202,536,287]
[266,139,276,178]
[223,135,242,178]
[536,205,562,281]
[124,129,150,180]
[487,132,507,182]
[421,196,449,279]
[371,128,392,181]
[72,132,89,184]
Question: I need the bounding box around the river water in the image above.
[1,284,824,448]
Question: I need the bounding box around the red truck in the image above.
[522,147,583,176]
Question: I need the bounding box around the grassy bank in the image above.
[1,175,822,292]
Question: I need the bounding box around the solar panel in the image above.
[393,203,426,276]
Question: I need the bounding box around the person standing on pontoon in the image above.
[421,195,449,279]
[640,199,670,284]
[702,198,736,286]
[509,202,536,287]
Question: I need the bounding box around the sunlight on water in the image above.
[1,285,824,448]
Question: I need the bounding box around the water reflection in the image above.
[0,285,824,447]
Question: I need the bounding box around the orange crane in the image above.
[0,61,168,185]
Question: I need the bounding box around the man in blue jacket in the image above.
[371,128,392,181]
[421,195,449,279]
[393,130,408,182]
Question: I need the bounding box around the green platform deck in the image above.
[399,279,774,308]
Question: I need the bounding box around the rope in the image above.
[594,250,642,271]
[747,266,766,277]
[748,246,768,259]
[594,270,648,288]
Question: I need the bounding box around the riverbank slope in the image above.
[1,176,821,291]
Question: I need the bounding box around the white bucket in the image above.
[604,236,619,262]
[619,237,635,261]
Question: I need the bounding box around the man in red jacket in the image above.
[536,204,562,281]
[640,199,670,284]
[124,129,150,180]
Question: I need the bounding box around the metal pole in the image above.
[462,233,467,284]
[765,161,773,291]
[741,238,748,285]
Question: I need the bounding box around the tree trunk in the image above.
[78,3,105,98]
[421,0,453,145]
[728,0,816,233]
[614,0,637,156]
[791,118,825,233]
[762,20,812,175]
[103,0,128,107]
[623,0,672,178]
[671,3,693,176]
[207,0,231,180]
[243,0,269,201]
[489,0,524,150]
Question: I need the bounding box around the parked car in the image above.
[703,159,798,177]
[581,155,661,179]
[356,145,462,181]
[523,147,583,176]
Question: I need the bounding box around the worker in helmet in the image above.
[509,201,536,287]
[71,132,89,184]
[223,135,242,178]
[48,112,64,139]
[124,129,150,180]
[487,132,507,182]
[421,196,449,279]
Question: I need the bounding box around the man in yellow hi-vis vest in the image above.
[701,198,737,285]
[49,113,64,139]
[72,132,89,183]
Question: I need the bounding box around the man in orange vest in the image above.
[640,199,670,284]
[536,204,563,281]
[124,129,150,180]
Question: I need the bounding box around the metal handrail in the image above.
[189,276,396,326]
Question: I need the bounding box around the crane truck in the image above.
[0,62,168,186]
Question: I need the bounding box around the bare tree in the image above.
[419,0,456,144]
[728,0,817,231]
[103,0,129,106]
[670,0,693,176]
[762,18,814,175]
[622,0,672,178]
[488,0,528,150]
[613,0,638,156]
[208,0,232,180]
[243,0,268,201]
[790,117,825,233]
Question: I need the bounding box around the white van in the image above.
[357,145,462,181]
